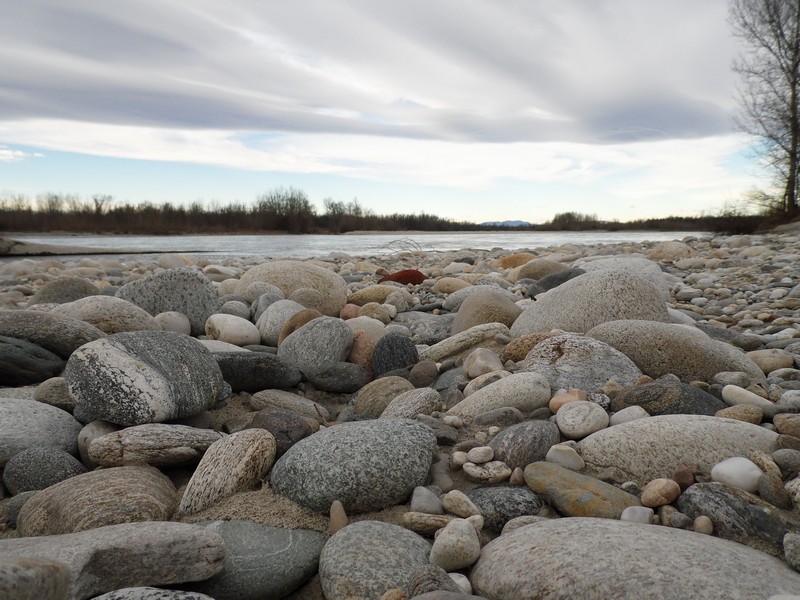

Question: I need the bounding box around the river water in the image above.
[12,231,706,260]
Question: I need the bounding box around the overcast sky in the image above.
[0,0,770,223]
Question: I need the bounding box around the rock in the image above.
[640,478,681,507]
[721,384,775,408]
[611,380,726,416]
[372,332,419,378]
[470,517,800,599]
[446,372,551,418]
[0,335,65,385]
[0,397,82,466]
[154,311,192,335]
[0,556,70,600]
[785,532,800,571]
[462,370,510,397]
[354,376,416,418]
[419,323,511,364]
[204,314,260,346]
[306,361,368,393]
[65,331,229,426]
[236,260,348,317]
[462,461,512,484]
[278,308,324,345]
[545,443,586,471]
[0,522,226,599]
[510,271,669,336]
[429,519,481,572]
[255,299,306,346]
[320,521,431,598]
[646,240,696,261]
[250,389,330,423]
[3,446,87,494]
[348,284,401,306]
[403,512,456,537]
[463,486,543,532]
[510,258,565,282]
[411,486,445,515]
[442,285,516,313]
[409,360,439,388]
[519,333,643,392]
[407,565,463,596]
[0,311,105,359]
[450,289,522,335]
[277,316,353,378]
[271,419,437,513]
[577,415,778,486]
[774,413,800,437]
[466,446,493,464]
[242,408,315,457]
[555,401,609,439]
[678,482,800,556]
[117,268,219,336]
[379,269,427,285]
[576,256,672,299]
[213,351,302,392]
[52,296,160,334]
[441,490,480,518]
[380,387,442,419]
[87,424,223,467]
[748,348,796,374]
[186,520,326,600]
[620,505,655,524]
[34,376,75,412]
[178,429,277,516]
[17,465,176,536]
[472,407,525,427]
[28,276,98,305]
[93,589,215,599]
[219,299,251,319]
[488,419,561,470]
[608,405,650,426]
[710,456,764,493]
[587,320,766,384]
[524,461,640,518]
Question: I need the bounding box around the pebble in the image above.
[710,456,764,492]
[442,490,481,518]
[555,400,610,439]
[462,460,512,484]
[429,518,481,572]
[640,478,682,507]
[620,505,655,524]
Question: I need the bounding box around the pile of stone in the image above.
[0,232,800,599]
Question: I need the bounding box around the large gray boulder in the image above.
[0,522,226,600]
[0,311,105,359]
[587,319,766,383]
[116,268,219,336]
[510,271,669,336]
[470,518,800,599]
[64,331,229,426]
[574,256,672,300]
[0,397,82,466]
[271,419,437,513]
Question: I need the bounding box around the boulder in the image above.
[0,311,105,359]
[277,316,353,379]
[52,296,160,334]
[0,397,82,466]
[574,256,672,300]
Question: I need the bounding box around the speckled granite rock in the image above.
[0,310,106,359]
[3,446,87,494]
[52,295,160,334]
[0,397,82,466]
[94,589,215,600]
[464,486,544,532]
[610,380,726,416]
[488,420,561,470]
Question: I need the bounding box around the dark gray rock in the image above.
[0,397,82,466]
[28,276,98,305]
[472,407,525,427]
[610,381,726,416]
[250,290,285,322]
[409,360,439,388]
[65,331,229,426]
[95,589,214,600]
[372,332,420,378]
[522,267,586,297]
[488,419,561,470]
[407,564,462,596]
[415,414,459,445]
[319,521,431,600]
[243,408,314,457]
[0,311,105,359]
[1,491,37,528]
[0,335,65,385]
[3,446,87,495]
[213,351,301,392]
[186,520,325,600]
[116,267,219,337]
[271,419,437,513]
[464,486,544,532]
[406,314,457,345]
[677,482,800,557]
[307,362,368,393]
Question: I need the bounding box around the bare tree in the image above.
[731,0,800,216]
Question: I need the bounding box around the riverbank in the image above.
[1,231,800,598]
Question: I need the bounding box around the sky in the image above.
[0,0,774,223]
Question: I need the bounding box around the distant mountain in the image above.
[479,220,534,228]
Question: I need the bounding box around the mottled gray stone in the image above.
[488,419,561,470]
[277,316,353,378]
[255,299,306,346]
[0,311,105,359]
[519,333,643,393]
[243,408,314,457]
[576,256,671,300]
[186,520,325,600]
[52,295,160,334]
[0,522,226,600]
[213,350,302,392]
[65,331,229,426]
[0,556,70,600]
[611,380,726,416]
[419,323,511,364]
[271,419,437,513]
[353,376,415,418]
[0,335,65,385]
[451,289,522,335]
[307,361,368,393]
[94,589,214,600]
[442,285,516,313]
[3,446,87,494]
[1,491,37,528]
[116,267,219,336]
[470,518,800,599]
[446,372,551,418]
[250,389,330,423]
[319,521,431,600]
[34,376,75,412]
[464,486,544,532]
[0,397,82,466]
[371,332,420,378]
[381,387,442,419]
[28,276,98,305]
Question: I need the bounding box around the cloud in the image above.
[0,145,42,162]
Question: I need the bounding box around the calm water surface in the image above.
[13,231,707,260]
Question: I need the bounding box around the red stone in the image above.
[378,269,426,285]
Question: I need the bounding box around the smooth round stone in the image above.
[462,348,504,378]
[204,314,260,346]
[470,518,800,598]
[620,505,654,524]
[488,419,561,470]
[277,316,353,378]
[154,311,192,334]
[462,370,509,397]
[721,384,775,408]
[710,457,764,493]
[472,406,525,427]
[556,401,609,439]
[0,397,82,466]
[451,289,522,335]
[747,349,796,374]
[52,295,160,334]
[380,387,442,419]
[609,405,650,426]
[466,446,494,464]
[0,336,66,386]
[28,275,98,305]
[242,408,314,457]
[640,478,682,508]
[353,376,415,418]
[0,311,106,359]
[774,413,800,437]
[255,299,305,346]
[411,486,444,515]
[371,332,419,378]
[442,490,481,518]
[715,404,764,424]
[694,515,714,534]
[446,372,551,418]
[3,446,87,494]
[407,565,464,596]
[409,360,439,388]
[213,351,302,393]
[548,388,587,413]
[545,443,585,471]
[429,518,481,572]
[463,487,543,532]
[611,381,725,416]
[319,521,431,600]
[34,377,75,412]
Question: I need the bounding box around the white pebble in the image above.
[710,456,763,493]
[466,446,494,464]
[545,443,585,471]
[609,405,650,426]
[556,401,609,439]
[721,385,774,408]
[620,505,654,524]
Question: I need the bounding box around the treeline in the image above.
[0,189,783,235]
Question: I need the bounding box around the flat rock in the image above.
[587,320,766,384]
[577,414,778,486]
[117,267,219,336]
[446,372,551,418]
[470,517,800,599]
[0,335,65,386]
[319,521,431,600]
[0,310,106,359]
[611,380,726,416]
[17,465,176,536]
[0,522,226,600]
[0,397,82,466]
[213,351,302,392]
[52,295,160,334]
[463,486,544,532]
[488,419,561,470]
[271,419,437,513]
[88,424,223,467]
[65,331,229,426]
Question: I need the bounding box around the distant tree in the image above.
[730,0,800,217]
[92,194,113,215]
